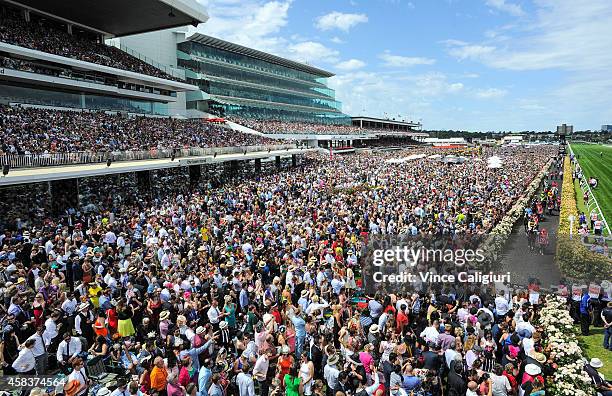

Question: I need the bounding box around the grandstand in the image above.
[0,0,206,115]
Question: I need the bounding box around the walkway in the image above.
[499,172,563,288]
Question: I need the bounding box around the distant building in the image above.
[501,135,523,144]
[601,125,612,132]
[556,124,573,134]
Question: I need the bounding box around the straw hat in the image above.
[219,321,228,330]
[300,290,309,298]
[196,326,206,335]
[531,352,546,364]
[327,354,339,365]
[159,311,170,321]
[78,302,90,312]
[369,324,380,334]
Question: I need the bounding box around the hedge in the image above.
[555,157,611,280]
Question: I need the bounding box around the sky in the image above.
[193,0,612,132]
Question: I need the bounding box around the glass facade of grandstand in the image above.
[0,84,168,115]
[177,41,351,124]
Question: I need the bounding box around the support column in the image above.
[292,154,297,167]
[136,170,152,197]
[50,178,78,216]
[230,160,239,175]
[275,156,281,169]
[255,158,262,173]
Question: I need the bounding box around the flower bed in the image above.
[556,157,611,280]
[480,159,554,258]
[538,295,594,396]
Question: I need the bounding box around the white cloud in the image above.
[448,82,465,92]
[330,36,345,44]
[287,41,339,63]
[315,11,368,32]
[475,88,507,98]
[329,71,465,128]
[445,0,612,73]
[335,59,366,71]
[379,51,436,67]
[446,44,496,61]
[485,0,525,16]
[194,0,292,54]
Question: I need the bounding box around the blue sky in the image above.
[194,0,612,132]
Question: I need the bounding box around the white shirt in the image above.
[110,388,129,396]
[420,326,440,344]
[43,318,58,346]
[12,348,36,372]
[27,333,47,357]
[236,372,255,396]
[207,305,221,324]
[253,355,269,381]
[62,298,78,315]
[68,368,88,396]
[57,337,82,363]
[495,296,510,316]
[103,231,117,244]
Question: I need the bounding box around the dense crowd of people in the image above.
[2,146,609,396]
[0,106,280,156]
[0,13,179,81]
[229,117,390,136]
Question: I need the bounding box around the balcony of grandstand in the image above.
[0,0,207,116]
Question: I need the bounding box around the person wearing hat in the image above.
[159,311,171,339]
[521,364,543,395]
[74,302,95,342]
[324,354,340,396]
[584,358,612,396]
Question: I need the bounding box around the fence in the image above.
[0,144,298,169]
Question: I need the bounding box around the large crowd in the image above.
[229,117,390,136]
[0,14,179,82]
[0,147,611,396]
[0,106,280,156]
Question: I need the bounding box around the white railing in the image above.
[0,144,297,169]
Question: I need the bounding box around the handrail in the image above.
[0,144,297,169]
[106,42,185,81]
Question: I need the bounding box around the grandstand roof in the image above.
[186,33,335,78]
[351,116,421,128]
[7,0,208,36]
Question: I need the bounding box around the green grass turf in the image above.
[577,327,612,379]
[570,144,612,233]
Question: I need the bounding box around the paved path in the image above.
[499,173,563,287]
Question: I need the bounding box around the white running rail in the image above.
[568,144,611,236]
